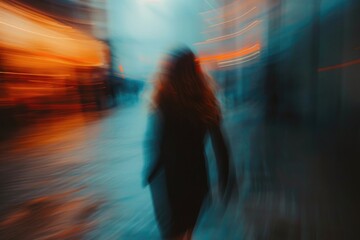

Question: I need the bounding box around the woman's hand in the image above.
[219,172,238,205]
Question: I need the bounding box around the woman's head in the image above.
[153,47,220,125]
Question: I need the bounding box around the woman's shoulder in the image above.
[146,106,164,125]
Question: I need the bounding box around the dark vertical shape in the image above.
[268,0,283,58]
[265,0,282,122]
[310,0,321,127]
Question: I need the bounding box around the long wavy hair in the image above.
[152,47,221,126]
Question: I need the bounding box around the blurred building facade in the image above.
[11,0,109,41]
[261,0,360,126]
[199,0,360,127]
[0,0,111,129]
[199,0,266,109]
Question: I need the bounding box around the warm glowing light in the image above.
[0,1,108,111]
[318,59,360,72]
[0,72,70,77]
[198,43,261,62]
[0,21,81,41]
[207,20,261,43]
[218,51,260,68]
[119,65,124,73]
[218,51,260,64]
[0,1,105,67]
[201,0,262,20]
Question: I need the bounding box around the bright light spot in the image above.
[119,65,124,73]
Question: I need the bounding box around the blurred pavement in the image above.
[0,101,356,239]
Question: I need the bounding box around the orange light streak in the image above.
[0,72,70,77]
[318,59,360,72]
[198,43,261,62]
[0,21,86,41]
[218,51,260,65]
[2,1,92,26]
[0,2,70,29]
[196,20,261,44]
[9,87,58,90]
[119,65,124,73]
[0,52,102,67]
[218,51,260,68]
[201,0,262,21]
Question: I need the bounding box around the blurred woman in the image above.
[143,47,230,240]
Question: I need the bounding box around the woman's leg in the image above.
[166,233,185,240]
[183,229,193,240]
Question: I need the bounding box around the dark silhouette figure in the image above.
[143,47,230,240]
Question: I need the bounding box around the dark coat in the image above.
[143,106,229,238]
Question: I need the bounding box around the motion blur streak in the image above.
[202,20,261,43]
[0,0,110,116]
[318,58,360,72]
[0,21,82,41]
[218,51,260,67]
[0,0,360,239]
[199,43,261,62]
[208,7,257,28]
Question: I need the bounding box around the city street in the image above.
[0,101,274,239]
[0,102,158,239]
[1,0,359,239]
[0,100,356,239]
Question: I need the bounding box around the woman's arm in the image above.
[210,123,230,195]
[142,110,163,186]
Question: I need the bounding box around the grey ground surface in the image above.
[0,101,353,239]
